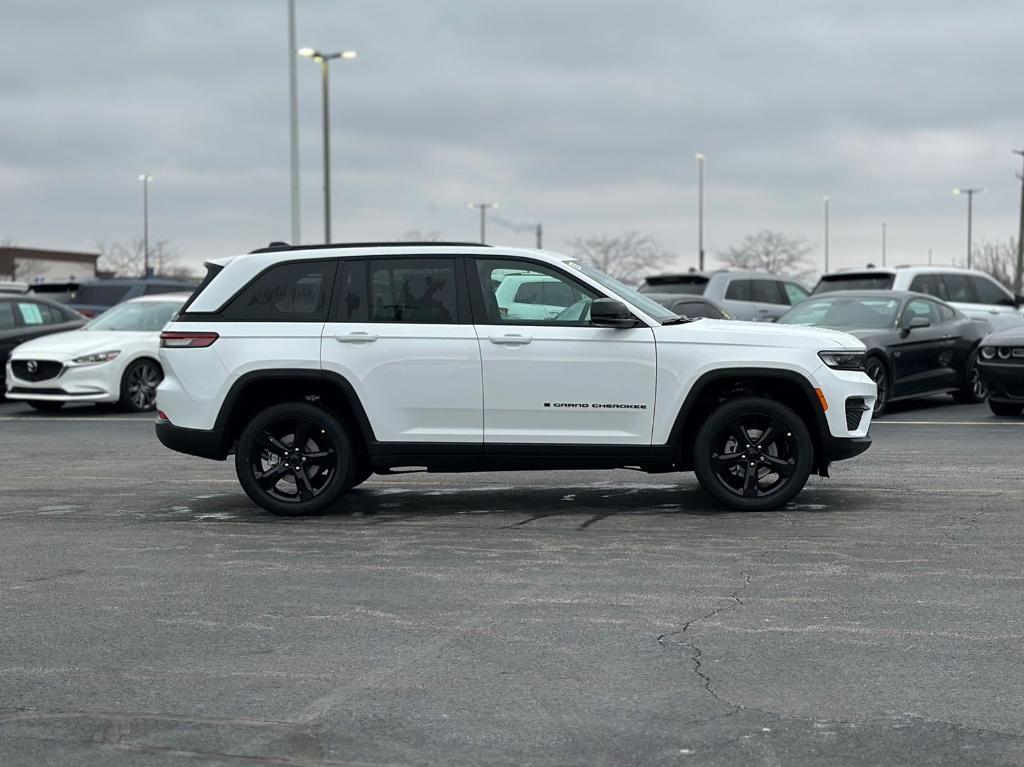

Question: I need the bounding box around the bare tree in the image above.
[400,229,445,242]
[960,239,1018,290]
[96,237,191,279]
[568,231,675,284]
[717,230,814,280]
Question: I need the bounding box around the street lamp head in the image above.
[695,152,705,160]
[138,174,152,182]
[297,47,318,58]
[340,50,358,59]
[953,188,961,195]
[823,195,830,202]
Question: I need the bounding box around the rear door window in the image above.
[0,301,15,331]
[16,302,45,325]
[969,276,1014,307]
[909,273,945,299]
[940,274,974,303]
[223,260,338,322]
[751,280,785,304]
[724,280,751,301]
[369,258,458,324]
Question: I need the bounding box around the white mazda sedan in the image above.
[5,293,190,412]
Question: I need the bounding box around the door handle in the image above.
[488,334,533,345]
[334,332,378,343]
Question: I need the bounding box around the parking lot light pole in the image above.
[138,174,152,278]
[823,195,830,274]
[696,153,705,271]
[953,187,985,269]
[468,202,499,244]
[287,0,301,245]
[881,222,887,267]
[1013,150,1024,295]
[299,47,358,244]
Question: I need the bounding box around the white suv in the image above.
[814,266,1023,330]
[156,242,875,515]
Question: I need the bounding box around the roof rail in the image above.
[249,241,492,254]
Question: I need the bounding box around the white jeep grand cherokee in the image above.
[156,242,875,515]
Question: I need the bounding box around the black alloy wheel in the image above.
[953,351,986,404]
[120,359,163,412]
[235,402,355,516]
[864,356,888,417]
[694,397,813,511]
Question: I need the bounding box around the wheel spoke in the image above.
[304,449,334,460]
[293,420,313,451]
[293,466,314,500]
[255,463,287,488]
[755,420,777,447]
[742,462,758,497]
[762,455,795,477]
[260,432,287,454]
[712,451,744,469]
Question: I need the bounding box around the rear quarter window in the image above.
[969,276,1014,307]
[940,274,974,302]
[223,260,337,322]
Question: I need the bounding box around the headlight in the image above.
[980,346,996,360]
[818,350,866,370]
[68,350,121,366]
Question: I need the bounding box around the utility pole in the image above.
[535,223,543,249]
[953,187,985,269]
[138,174,152,277]
[823,195,830,273]
[928,248,933,265]
[1014,149,1024,295]
[696,153,705,271]
[882,222,887,267]
[287,0,301,245]
[468,202,498,244]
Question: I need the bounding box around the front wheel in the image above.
[120,359,163,412]
[693,397,814,511]
[235,403,356,516]
[989,400,1023,417]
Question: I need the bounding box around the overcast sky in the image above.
[2,0,1023,276]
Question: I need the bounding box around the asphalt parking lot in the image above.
[1,397,1023,766]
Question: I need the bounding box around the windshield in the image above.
[85,300,182,332]
[639,277,708,295]
[779,296,899,329]
[571,263,679,323]
[813,274,894,293]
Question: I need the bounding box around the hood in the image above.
[983,326,1024,346]
[657,319,864,350]
[10,329,152,360]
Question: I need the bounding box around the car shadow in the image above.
[166,479,854,530]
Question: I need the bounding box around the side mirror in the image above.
[905,316,930,331]
[590,298,636,328]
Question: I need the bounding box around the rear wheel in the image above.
[694,397,814,511]
[120,359,162,412]
[864,356,888,416]
[989,400,1023,417]
[28,400,64,413]
[953,351,986,404]
[235,403,356,516]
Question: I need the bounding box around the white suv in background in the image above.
[814,266,1023,331]
[155,242,875,516]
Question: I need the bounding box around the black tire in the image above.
[953,350,986,404]
[235,402,356,516]
[119,359,163,412]
[864,356,889,417]
[989,400,1023,417]
[693,396,814,511]
[28,400,64,412]
[346,460,374,490]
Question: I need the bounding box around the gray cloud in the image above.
[1,0,1022,274]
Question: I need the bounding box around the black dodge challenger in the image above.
[977,327,1024,416]
[777,290,987,416]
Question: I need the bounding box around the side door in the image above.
[892,298,955,396]
[13,300,77,343]
[470,257,656,446]
[0,301,22,377]
[320,256,482,445]
[968,275,1018,322]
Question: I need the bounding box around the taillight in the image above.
[160,331,219,348]
[157,410,170,422]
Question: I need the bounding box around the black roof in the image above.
[249,241,492,254]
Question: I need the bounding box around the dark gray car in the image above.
[0,296,85,393]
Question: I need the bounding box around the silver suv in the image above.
[814,266,1024,331]
[639,270,810,321]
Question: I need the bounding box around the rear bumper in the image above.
[155,420,229,460]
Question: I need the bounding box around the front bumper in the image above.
[978,360,1024,404]
[6,359,120,403]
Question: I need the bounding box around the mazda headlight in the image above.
[818,350,866,370]
[68,350,121,366]
[980,346,996,360]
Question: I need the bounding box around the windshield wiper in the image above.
[661,316,700,325]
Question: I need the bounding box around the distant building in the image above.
[0,246,100,282]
